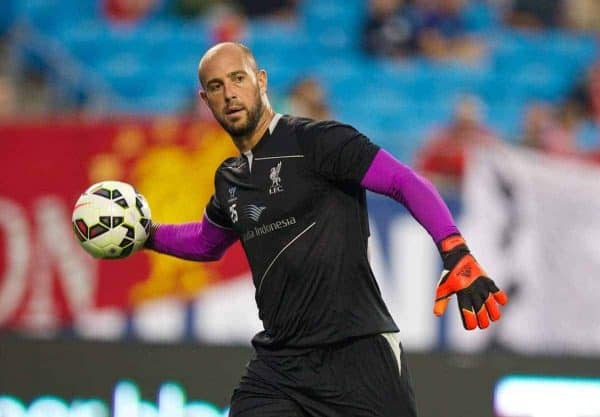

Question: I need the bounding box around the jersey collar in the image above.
[247,112,283,156]
[268,113,283,134]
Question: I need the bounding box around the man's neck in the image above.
[233,108,275,153]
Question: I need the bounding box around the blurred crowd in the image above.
[104,0,298,26]
[415,83,600,193]
[361,0,600,191]
[362,0,485,62]
[1,0,600,189]
[363,0,600,61]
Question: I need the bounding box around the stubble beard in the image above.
[217,90,265,140]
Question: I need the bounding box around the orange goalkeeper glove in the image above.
[434,235,508,330]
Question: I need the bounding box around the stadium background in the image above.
[1,0,600,416]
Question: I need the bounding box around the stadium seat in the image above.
[10,0,600,161]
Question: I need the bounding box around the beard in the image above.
[216,89,264,139]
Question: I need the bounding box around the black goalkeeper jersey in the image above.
[205,115,399,353]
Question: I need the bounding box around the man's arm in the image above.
[360,148,459,242]
[361,149,508,330]
[145,213,238,261]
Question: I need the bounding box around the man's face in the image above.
[199,48,266,138]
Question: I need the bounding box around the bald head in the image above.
[198,42,258,88]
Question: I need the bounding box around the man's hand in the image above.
[434,235,508,330]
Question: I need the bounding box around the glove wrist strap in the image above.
[438,234,470,270]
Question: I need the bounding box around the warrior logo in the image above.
[228,186,238,203]
[269,161,284,195]
[243,204,267,222]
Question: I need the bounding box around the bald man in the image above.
[145,42,508,417]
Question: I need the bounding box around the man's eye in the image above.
[235,75,244,82]
[209,84,221,92]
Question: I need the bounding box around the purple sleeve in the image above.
[150,214,239,261]
[360,149,460,243]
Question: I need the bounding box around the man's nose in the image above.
[223,82,237,101]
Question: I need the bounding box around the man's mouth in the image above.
[225,106,244,116]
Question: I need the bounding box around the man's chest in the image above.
[217,156,316,239]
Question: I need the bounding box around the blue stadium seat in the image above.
[486,101,524,141]
[0,0,16,35]
[301,0,365,51]
[18,0,97,32]
[577,121,600,151]
[463,1,499,33]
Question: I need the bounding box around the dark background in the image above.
[2,335,600,417]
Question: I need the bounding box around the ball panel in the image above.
[90,226,128,248]
[114,198,129,209]
[92,188,112,199]
[80,240,105,258]
[119,237,133,248]
[122,224,135,239]
[99,216,112,228]
[74,219,89,238]
[73,223,86,242]
[120,244,134,258]
[89,224,110,239]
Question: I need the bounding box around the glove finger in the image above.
[434,297,450,316]
[485,279,508,306]
[457,291,477,330]
[493,289,508,305]
[461,307,477,330]
[470,291,489,330]
[476,304,490,329]
[485,294,501,321]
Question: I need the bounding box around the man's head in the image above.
[453,95,483,129]
[198,42,269,139]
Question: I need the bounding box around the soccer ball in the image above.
[72,181,151,259]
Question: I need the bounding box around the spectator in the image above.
[415,0,486,62]
[519,101,594,160]
[568,60,600,124]
[172,0,216,19]
[560,60,600,160]
[0,75,17,121]
[104,0,158,23]
[209,3,248,43]
[564,0,600,32]
[362,0,422,58]
[538,101,588,157]
[504,0,562,29]
[415,95,499,190]
[518,102,555,150]
[234,0,298,20]
[281,77,331,121]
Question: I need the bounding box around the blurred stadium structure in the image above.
[3,0,599,159]
[1,1,600,416]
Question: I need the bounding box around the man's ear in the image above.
[199,88,208,104]
[257,69,268,94]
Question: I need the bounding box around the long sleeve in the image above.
[360,149,459,243]
[148,214,239,261]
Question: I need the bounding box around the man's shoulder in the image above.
[283,116,358,141]
[216,156,244,170]
[284,115,349,131]
[214,156,246,181]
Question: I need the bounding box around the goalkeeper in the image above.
[146,42,508,417]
